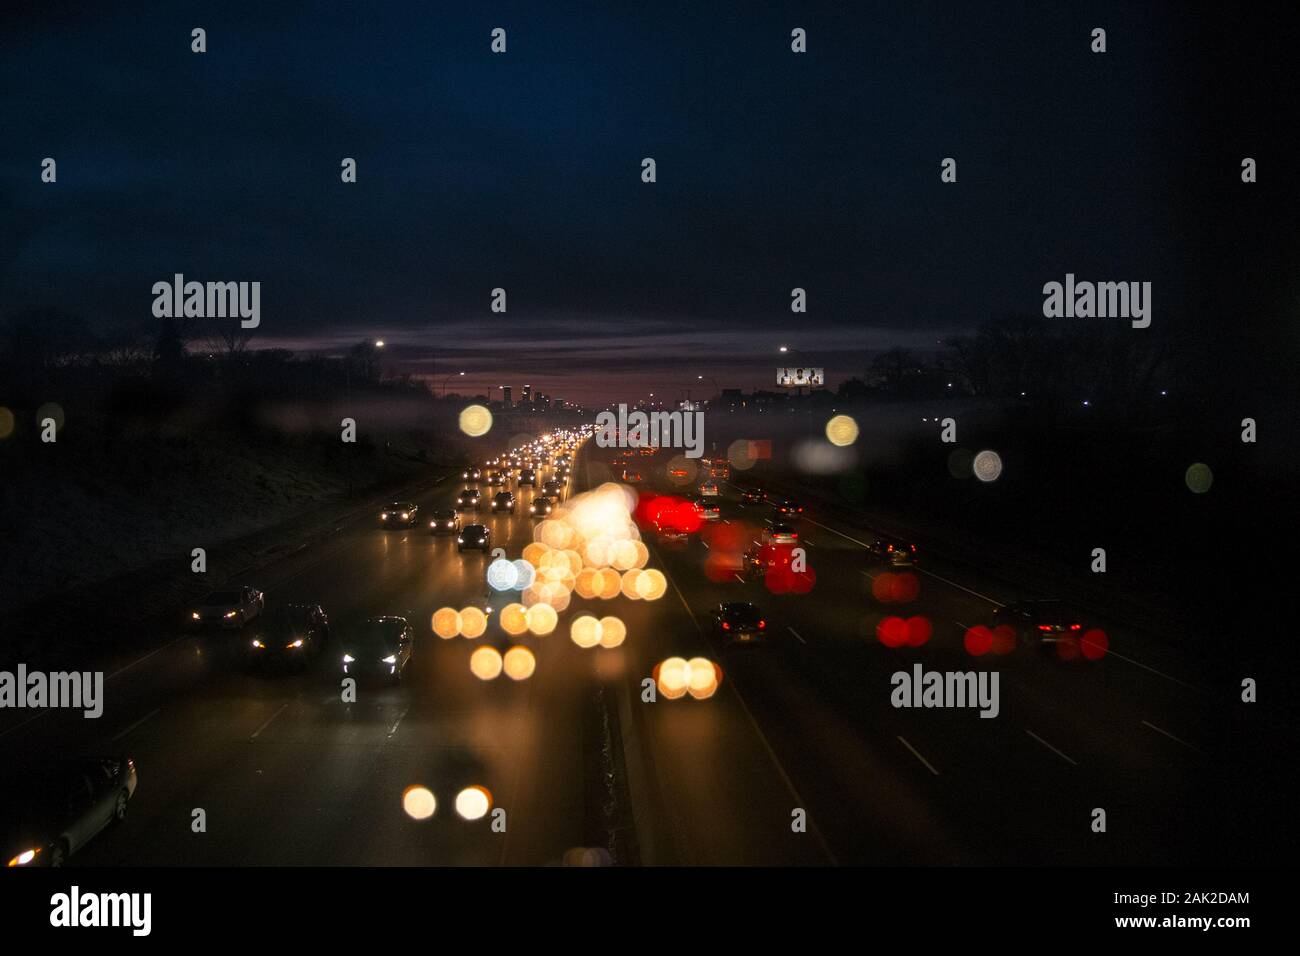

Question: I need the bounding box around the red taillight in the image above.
[910,544,917,552]
[758,619,766,628]
[1070,623,1082,630]
[722,622,731,630]
[1038,625,1052,631]
[887,544,895,552]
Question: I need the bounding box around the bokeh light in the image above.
[1185,462,1213,494]
[455,786,493,821]
[470,646,503,680]
[825,414,860,447]
[973,450,1003,482]
[402,785,436,820]
[459,404,493,437]
[503,645,536,680]
[432,607,462,639]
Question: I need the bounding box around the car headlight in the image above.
[288,639,304,649]
[381,655,398,664]
[7,849,39,867]
[381,513,389,519]
[457,537,465,543]
[191,611,201,620]
[479,537,487,544]
[224,610,239,619]
[251,639,264,649]
[342,654,355,663]
[400,512,409,520]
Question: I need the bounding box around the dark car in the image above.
[458,523,491,552]
[429,508,461,534]
[529,495,554,518]
[773,498,804,519]
[655,521,689,546]
[247,604,329,669]
[461,465,483,481]
[380,502,419,528]
[743,542,796,579]
[740,488,765,506]
[486,471,506,487]
[340,616,413,684]
[3,758,138,867]
[710,602,767,644]
[491,491,517,513]
[518,467,537,486]
[190,585,264,628]
[456,487,482,510]
[993,599,1088,647]
[692,497,721,522]
[866,537,917,568]
[542,478,563,497]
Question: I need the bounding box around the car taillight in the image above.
[758,620,766,628]
[722,622,731,630]
[1037,625,1052,631]
[910,544,917,552]
[887,544,895,552]
[1070,623,1082,630]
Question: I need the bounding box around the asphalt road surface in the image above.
[0,438,1260,865]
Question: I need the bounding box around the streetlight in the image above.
[375,340,385,348]
[440,371,465,397]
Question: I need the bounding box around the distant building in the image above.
[501,386,512,408]
[522,384,533,404]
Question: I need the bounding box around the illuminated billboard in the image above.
[776,367,824,388]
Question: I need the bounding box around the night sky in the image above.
[2,1,1293,402]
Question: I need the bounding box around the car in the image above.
[699,480,720,497]
[428,508,461,534]
[773,498,803,519]
[709,460,731,479]
[993,599,1088,648]
[655,521,690,546]
[542,478,563,497]
[763,522,799,545]
[456,487,482,510]
[710,602,767,644]
[340,616,413,684]
[458,523,491,552]
[622,469,644,483]
[3,757,138,867]
[461,465,483,481]
[867,537,917,567]
[518,467,537,486]
[491,491,517,513]
[486,471,506,487]
[740,488,765,506]
[190,586,264,628]
[380,502,419,528]
[247,604,329,668]
[529,495,554,518]
[692,497,721,521]
[744,542,797,580]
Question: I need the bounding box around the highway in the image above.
[0,434,1254,866]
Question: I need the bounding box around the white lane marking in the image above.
[1141,719,1201,753]
[657,558,838,864]
[1025,729,1078,766]
[805,517,1004,606]
[111,708,160,742]
[107,635,187,682]
[1094,644,1202,692]
[387,706,410,738]
[701,540,710,549]
[915,567,1005,607]
[733,573,746,584]
[250,702,289,740]
[897,736,941,776]
[788,627,806,645]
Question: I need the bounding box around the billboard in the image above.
[776,367,824,388]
